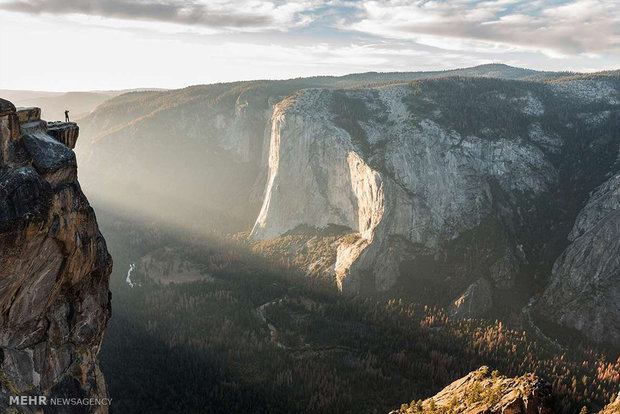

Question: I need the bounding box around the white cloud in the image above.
[0,0,325,32]
[345,0,620,56]
[0,0,618,90]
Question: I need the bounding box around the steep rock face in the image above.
[0,99,112,413]
[389,367,553,414]
[74,65,565,232]
[536,173,620,346]
[76,69,620,344]
[76,83,277,231]
[449,278,493,319]
[47,121,79,149]
[249,75,620,339]
[252,91,385,241]
[250,83,558,296]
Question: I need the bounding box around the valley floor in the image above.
[95,206,619,414]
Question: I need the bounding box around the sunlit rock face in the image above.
[252,91,385,242]
[250,83,557,296]
[389,367,554,414]
[250,76,620,345]
[75,69,620,345]
[0,99,112,413]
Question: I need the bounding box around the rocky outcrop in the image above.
[536,173,620,346]
[0,99,112,413]
[489,248,520,290]
[600,395,620,414]
[389,367,553,414]
[47,121,79,149]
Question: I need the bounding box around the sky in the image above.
[0,0,619,91]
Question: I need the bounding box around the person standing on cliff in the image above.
[65,110,70,122]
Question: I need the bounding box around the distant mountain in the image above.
[9,91,117,120]
[1,88,167,122]
[0,89,64,102]
[75,65,620,346]
[329,63,569,86]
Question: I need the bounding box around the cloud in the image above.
[345,0,620,56]
[1,0,618,90]
[0,0,322,30]
[3,0,618,57]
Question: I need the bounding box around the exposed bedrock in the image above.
[389,367,553,414]
[250,78,620,346]
[250,86,556,298]
[71,73,620,346]
[0,100,112,413]
[536,173,620,346]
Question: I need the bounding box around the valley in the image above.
[94,204,619,413]
[75,65,619,413]
[75,65,620,347]
[2,0,619,409]
[2,63,619,413]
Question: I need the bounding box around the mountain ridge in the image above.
[72,66,620,347]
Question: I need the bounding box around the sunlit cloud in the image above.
[0,0,618,90]
[0,0,324,31]
[345,0,620,57]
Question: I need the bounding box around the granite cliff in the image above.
[537,172,620,345]
[250,75,620,341]
[250,83,558,298]
[0,99,111,413]
[75,64,561,231]
[75,67,620,347]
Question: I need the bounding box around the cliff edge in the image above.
[0,99,112,413]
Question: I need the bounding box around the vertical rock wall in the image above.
[0,99,112,413]
[537,173,620,346]
[250,86,555,296]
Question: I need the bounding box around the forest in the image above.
[96,206,619,414]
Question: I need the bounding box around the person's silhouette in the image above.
[65,110,70,122]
